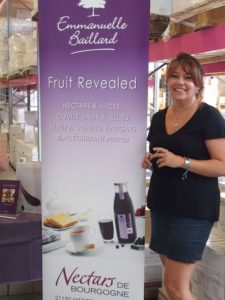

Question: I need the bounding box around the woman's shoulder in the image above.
[148,107,167,138]
[153,107,167,120]
[197,102,225,122]
[201,102,221,115]
[200,102,225,138]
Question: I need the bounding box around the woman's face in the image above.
[167,65,198,103]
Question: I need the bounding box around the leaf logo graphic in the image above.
[77,0,106,17]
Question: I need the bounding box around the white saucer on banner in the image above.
[65,241,101,255]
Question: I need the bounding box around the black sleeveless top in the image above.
[147,102,225,221]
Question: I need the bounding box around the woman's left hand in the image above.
[151,147,184,169]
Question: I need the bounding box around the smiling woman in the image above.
[142,52,225,300]
[165,53,204,134]
[166,52,204,102]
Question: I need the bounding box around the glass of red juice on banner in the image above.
[98,219,114,243]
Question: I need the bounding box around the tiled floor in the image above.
[0,294,42,300]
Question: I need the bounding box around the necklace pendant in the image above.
[174,123,179,127]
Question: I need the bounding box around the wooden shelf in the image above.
[0,74,38,89]
[168,0,225,37]
[7,66,37,79]
[149,22,225,74]
[171,0,225,23]
[149,23,225,64]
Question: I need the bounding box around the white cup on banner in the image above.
[69,225,95,252]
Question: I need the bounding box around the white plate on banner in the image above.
[65,241,102,255]
[43,223,78,231]
[42,214,79,231]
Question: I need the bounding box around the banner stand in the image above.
[39,1,150,299]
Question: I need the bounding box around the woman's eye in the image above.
[170,74,178,78]
[169,74,193,81]
[185,75,193,80]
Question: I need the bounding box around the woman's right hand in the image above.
[141,153,152,169]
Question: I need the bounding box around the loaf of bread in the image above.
[44,213,78,228]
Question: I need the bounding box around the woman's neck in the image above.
[171,97,199,111]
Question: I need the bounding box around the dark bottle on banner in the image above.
[113,182,137,243]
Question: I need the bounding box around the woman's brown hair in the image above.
[166,53,204,100]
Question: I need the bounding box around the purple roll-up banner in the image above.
[39,1,149,299]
